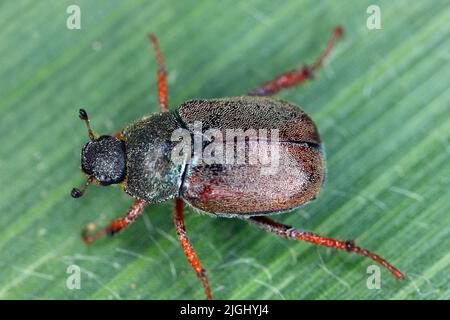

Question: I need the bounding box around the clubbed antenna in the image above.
[79,108,96,141]
[71,176,93,198]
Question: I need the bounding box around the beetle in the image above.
[71,27,404,299]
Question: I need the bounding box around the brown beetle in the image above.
[72,27,404,300]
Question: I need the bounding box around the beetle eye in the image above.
[97,174,113,185]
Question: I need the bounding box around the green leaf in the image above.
[0,0,449,299]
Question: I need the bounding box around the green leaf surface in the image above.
[0,0,449,300]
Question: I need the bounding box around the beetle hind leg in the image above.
[248,216,405,280]
[247,26,343,96]
[173,198,212,300]
[82,199,147,244]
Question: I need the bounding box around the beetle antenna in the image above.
[71,176,94,198]
[79,108,96,141]
[310,26,344,73]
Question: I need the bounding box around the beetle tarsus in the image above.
[81,200,147,244]
[147,33,168,112]
[247,26,343,96]
[248,216,405,281]
[344,239,356,252]
[173,198,212,300]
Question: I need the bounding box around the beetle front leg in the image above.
[247,26,343,96]
[248,216,405,280]
[173,198,212,300]
[82,199,147,244]
[148,34,168,113]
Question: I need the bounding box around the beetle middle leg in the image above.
[247,26,343,96]
[173,198,212,300]
[82,199,147,243]
[248,216,405,280]
[148,34,168,112]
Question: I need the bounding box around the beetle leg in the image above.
[148,34,168,113]
[82,199,147,244]
[248,216,405,280]
[173,198,212,299]
[247,26,343,96]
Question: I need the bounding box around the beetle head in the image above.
[81,135,126,185]
[71,109,126,198]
